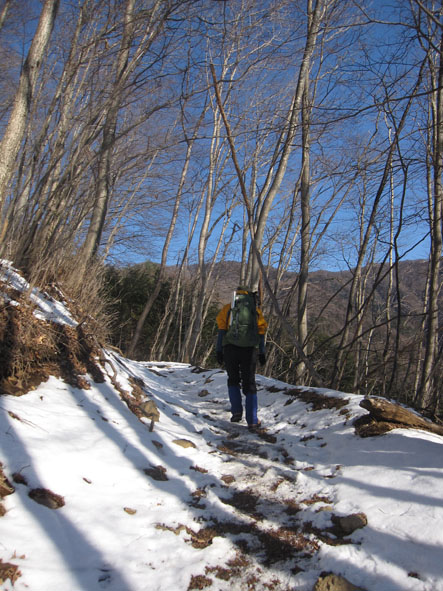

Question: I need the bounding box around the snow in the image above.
[1,263,443,591]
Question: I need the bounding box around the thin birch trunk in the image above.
[417,22,443,410]
[0,0,11,31]
[0,0,60,225]
[297,84,311,382]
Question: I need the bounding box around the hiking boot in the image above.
[230,413,242,423]
[248,421,262,432]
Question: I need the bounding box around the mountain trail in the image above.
[149,378,356,591]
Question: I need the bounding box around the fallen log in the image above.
[354,397,443,438]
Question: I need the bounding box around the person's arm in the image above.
[216,304,230,330]
[216,330,226,364]
[257,308,268,335]
[257,309,267,365]
[217,329,225,352]
[259,334,266,355]
[258,334,266,365]
[216,304,230,364]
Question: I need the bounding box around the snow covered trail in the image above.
[132,360,443,591]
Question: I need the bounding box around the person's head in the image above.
[236,285,260,304]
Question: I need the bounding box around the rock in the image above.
[28,488,65,509]
[12,472,28,486]
[140,399,160,420]
[139,399,160,431]
[144,465,168,481]
[331,513,368,536]
[314,572,366,591]
[221,475,236,485]
[356,397,443,437]
[172,439,196,449]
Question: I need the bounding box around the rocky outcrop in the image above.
[314,572,366,591]
[355,397,443,437]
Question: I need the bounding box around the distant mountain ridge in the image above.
[207,259,430,316]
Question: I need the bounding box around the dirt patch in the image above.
[0,299,104,396]
[265,385,286,393]
[283,387,349,411]
[206,552,290,589]
[0,558,21,586]
[221,489,263,519]
[187,574,212,589]
[0,462,15,516]
[300,494,333,506]
[0,284,154,435]
[0,463,15,499]
[257,525,319,566]
[283,499,301,515]
[191,465,209,474]
[207,516,318,568]
[156,523,218,549]
[256,429,277,443]
[205,565,232,581]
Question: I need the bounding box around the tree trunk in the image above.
[0,0,11,32]
[297,84,311,382]
[416,24,443,410]
[0,0,60,221]
[81,0,174,267]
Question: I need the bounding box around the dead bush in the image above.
[10,254,114,347]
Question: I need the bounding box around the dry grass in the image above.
[0,558,21,586]
[0,292,105,397]
[0,257,115,397]
[27,255,113,346]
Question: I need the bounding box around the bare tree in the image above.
[127,96,207,358]
[81,0,175,267]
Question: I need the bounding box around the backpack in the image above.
[224,290,260,348]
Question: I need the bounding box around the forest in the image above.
[0,0,441,416]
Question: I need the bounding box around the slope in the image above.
[0,261,443,591]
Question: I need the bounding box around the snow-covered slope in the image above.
[1,262,443,591]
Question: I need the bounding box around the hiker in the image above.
[216,286,268,430]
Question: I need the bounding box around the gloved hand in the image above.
[258,353,266,366]
[216,350,224,365]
